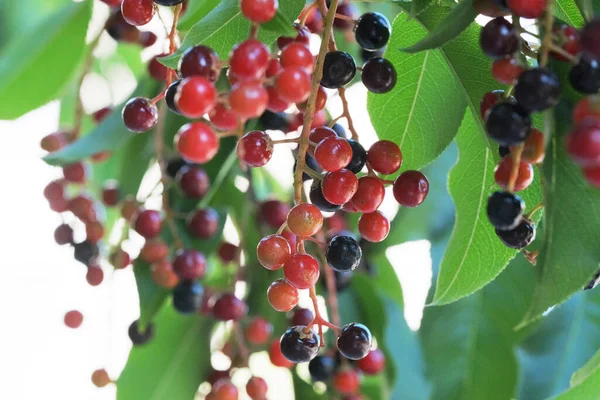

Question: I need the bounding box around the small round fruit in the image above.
[315,136,353,172]
[165,80,181,114]
[487,191,524,231]
[322,169,359,205]
[480,90,509,121]
[91,369,111,388]
[86,265,104,286]
[507,0,545,18]
[175,76,217,118]
[358,211,390,243]
[276,67,312,103]
[241,0,278,23]
[280,42,314,71]
[173,249,207,280]
[486,102,531,146]
[86,221,105,243]
[110,248,131,269]
[267,279,299,312]
[552,25,582,62]
[581,18,600,59]
[209,103,238,131]
[64,310,83,329]
[321,51,357,89]
[54,224,74,245]
[283,253,320,289]
[245,317,273,345]
[229,81,269,119]
[496,218,536,249]
[337,322,372,360]
[584,165,600,188]
[280,326,320,363]
[393,170,429,207]
[237,130,273,167]
[350,176,385,213]
[269,339,294,368]
[260,200,290,227]
[287,204,323,237]
[128,320,154,345]
[480,17,518,59]
[346,139,367,173]
[326,235,362,272]
[41,131,68,152]
[212,380,238,400]
[334,369,361,394]
[291,308,314,326]
[361,57,397,93]
[277,23,311,49]
[175,122,219,163]
[74,241,99,266]
[63,162,88,184]
[213,293,248,321]
[491,58,524,85]
[151,260,179,288]
[573,95,600,125]
[148,53,169,81]
[121,0,155,26]
[514,68,561,112]
[494,157,534,192]
[357,348,385,375]
[134,209,162,239]
[187,208,219,238]
[172,280,204,314]
[309,355,336,382]
[514,129,545,164]
[367,140,402,174]
[569,52,600,94]
[179,45,220,80]
[229,39,270,81]
[102,181,120,206]
[176,166,210,198]
[309,180,341,212]
[257,234,291,270]
[565,120,600,167]
[122,97,158,132]
[354,12,391,50]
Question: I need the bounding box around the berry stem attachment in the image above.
[318,249,341,328]
[548,43,578,63]
[271,138,300,144]
[539,0,555,67]
[169,4,183,54]
[305,285,340,346]
[507,143,524,193]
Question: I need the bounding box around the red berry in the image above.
[322,169,359,205]
[121,0,155,26]
[63,162,88,184]
[267,86,292,112]
[241,0,278,23]
[287,203,323,237]
[513,129,545,164]
[208,369,231,385]
[41,131,68,152]
[175,122,219,163]
[283,253,320,289]
[573,96,600,125]
[175,76,217,118]
[140,240,169,263]
[302,6,323,33]
[257,234,291,270]
[280,42,314,71]
[64,310,83,329]
[309,126,336,154]
[282,228,298,252]
[259,200,290,228]
[91,369,111,388]
[245,318,273,345]
[135,209,162,239]
[102,180,120,206]
[350,176,385,213]
[69,195,96,222]
[54,224,74,245]
[139,31,157,47]
[212,294,248,321]
[581,19,600,59]
[86,265,104,286]
[290,308,314,326]
[393,170,429,207]
[266,59,281,77]
[267,279,299,311]
[91,151,112,163]
[93,107,112,123]
[44,180,65,202]
[177,166,210,198]
[298,85,327,111]
[314,137,353,172]
[237,130,273,167]
[334,3,357,29]
[179,45,220,81]
[151,260,179,288]
[246,376,268,399]
[552,25,582,62]
[357,348,385,375]
[494,156,534,192]
[584,165,600,188]
[122,97,158,132]
[334,369,361,394]
[507,0,546,18]
[173,249,207,280]
[480,90,505,121]
[110,248,132,269]
[212,379,239,400]
[148,53,169,80]
[324,212,346,232]
[275,67,312,103]
[269,338,295,367]
[86,221,105,243]
[229,39,270,81]
[218,242,238,263]
[229,81,269,119]
[491,58,524,84]
[277,24,311,49]
[209,103,239,131]
[101,0,122,6]
[121,196,139,221]
[358,211,390,243]
[368,140,402,174]
[567,120,600,167]
[187,208,219,238]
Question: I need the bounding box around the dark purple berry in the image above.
[173,280,204,314]
[495,218,536,249]
[321,51,357,89]
[486,102,531,146]
[361,57,397,93]
[337,322,372,360]
[326,235,362,272]
[514,68,561,112]
[569,52,600,94]
[308,355,336,382]
[309,180,341,212]
[346,139,367,173]
[165,80,182,114]
[487,191,524,230]
[128,320,154,345]
[122,97,158,133]
[280,326,320,363]
[480,17,519,59]
[354,12,391,51]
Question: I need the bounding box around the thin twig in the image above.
[539,0,554,67]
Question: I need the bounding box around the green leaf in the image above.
[117,307,215,400]
[549,349,600,399]
[0,0,91,119]
[367,13,467,171]
[571,349,600,386]
[574,0,594,22]
[177,0,221,31]
[292,372,327,400]
[261,6,299,36]
[159,0,304,69]
[554,0,586,27]
[402,0,478,53]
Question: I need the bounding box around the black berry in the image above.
[122,97,158,133]
[487,191,524,230]
[354,12,391,51]
[128,320,154,345]
[346,139,367,173]
[310,180,342,212]
[165,80,181,114]
[295,153,323,182]
[486,102,531,146]
[514,68,561,112]
[361,57,397,93]
[166,157,191,178]
[321,51,357,89]
[480,17,518,59]
[332,123,350,139]
[360,48,384,63]
[154,0,184,6]
[172,280,204,314]
[260,110,289,131]
[74,240,99,266]
[495,218,536,249]
[326,235,362,272]
[584,269,600,290]
[569,53,600,94]
[581,18,600,59]
[337,322,372,360]
[308,355,336,382]
[280,326,320,363]
[499,145,511,157]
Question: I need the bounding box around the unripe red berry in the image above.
[134,209,162,239]
[280,42,314,71]
[584,165,600,188]
[573,96,600,125]
[237,130,273,167]
[86,265,104,286]
[187,208,219,238]
[245,318,273,345]
[93,107,112,123]
[212,379,239,400]
[121,196,139,221]
[275,67,312,103]
[334,369,361,394]
[209,103,239,131]
[513,129,545,164]
[41,131,68,152]
[179,45,220,81]
[218,242,238,263]
[140,240,169,263]
[393,170,429,207]
[368,140,402,174]
[308,126,336,155]
[102,180,120,206]
[229,39,270,81]
[86,221,105,243]
[64,310,83,329]
[283,253,320,289]
[350,176,385,213]
[322,169,359,205]
[246,376,268,399]
[148,53,170,80]
[63,162,88,184]
[44,180,65,202]
[241,0,278,23]
[491,58,524,84]
[175,122,219,163]
[122,97,158,132]
[121,0,155,26]
[552,25,582,62]
[54,224,74,245]
[69,194,97,222]
[267,86,292,112]
[151,260,179,288]
[259,200,290,228]
[357,348,385,375]
[494,156,534,192]
[229,81,269,119]
[507,0,546,18]
[110,248,132,269]
[91,369,111,388]
[566,119,600,167]
[212,294,248,321]
[269,339,295,367]
[176,166,210,198]
[314,137,353,172]
[358,211,390,243]
[267,279,299,312]
[298,85,327,112]
[173,249,207,280]
[175,76,217,118]
[257,234,291,270]
[287,203,323,237]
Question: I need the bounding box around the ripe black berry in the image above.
[280,326,320,363]
[172,280,204,314]
[122,97,158,133]
[295,153,323,182]
[260,110,289,131]
[354,12,391,50]
[332,123,350,139]
[154,0,184,6]
[569,53,600,94]
[495,218,536,249]
[584,269,600,290]
[337,322,372,360]
[486,102,531,146]
[487,191,524,230]
[165,80,181,114]
[310,180,342,212]
[346,139,367,173]
[326,235,362,272]
[361,57,397,93]
[514,68,561,112]
[499,145,511,157]
[166,157,191,178]
[321,51,357,89]
[309,355,336,382]
[74,240,99,266]
[480,17,518,59]
[128,320,154,345]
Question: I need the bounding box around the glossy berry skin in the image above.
[480,90,510,121]
[173,249,206,280]
[309,355,336,382]
[358,211,390,243]
[309,126,336,152]
[212,380,238,400]
[151,260,179,288]
[218,242,238,263]
[64,310,83,329]
[357,348,385,375]
[514,128,545,164]
[122,97,158,132]
[241,0,277,22]
[309,180,342,212]
[135,209,162,239]
[229,81,269,119]
[237,130,273,167]
[175,76,217,118]
[337,322,372,360]
[581,19,600,59]
[298,85,327,112]
[492,58,524,85]
[229,39,270,80]
[496,218,536,249]
[128,320,154,345]
[361,57,397,93]
[63,162,87,184]
[507,0,545,18]
[515,68,561,112]
[245,318,273,345]
[280,326,320,363]
[334,370,361,394]
[566,120,600,167]
[212,294,248,321]
[480,17,518,59]
[291,308,314,326]
[267,279,299,312]
[260,200,290,227]
[148,54,169,81]
[267,86,291,112]
[281,42,314,71]
[355,12,391,50]
[172,280,204,314]
[552,25,582,62]
[154,0,185,5]
[54,224,74,245]
[246,378,268,400]
[257,234,291,270]
[276,67,312,103]
[368,140,402,174]
[287,203,323,237]
[487,191,524,231]
[326,235,362,272]
[86,265,104,286]
[187,208,219,238]
[102,181,120,206]
[351,176,385,213]
[346,140,367,173]
[165,80,181,114]
[121,0,155,26]
[393,170,429,207]
[283,253,320,289]
[486,102,531,146]
[209,103,238,131]
[569,53,600,94]
[179,45,220,80]
[584,166,600,188]
[269,339,295,368]
[177,166,210,198]
[315,137,353,172]
[494,156,534,192]
[91,369,111,388]
[175,122,219,163]
[322,169,359,205]
[321,51,357,89]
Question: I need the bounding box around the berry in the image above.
[121,0,155,26]
[260,200,290,227]
[209,103,239,131]
[92,107,112,123]
[322,169,359,205]
[246,376,268,399]
[487,191,524,230]
[173,249,206,280]
[69,194,96,222]
[291,308,314,326]
[584,165,600,188]
[277,23,311,49]
[86,265,104,286]
[309,180,342,212]
[491,58,524,84]
[86,221,105,243]
[165,80,181,114]
[110,248,131,269]
[357,348,385,375]
[283,253,320,289]
[218,242,238,263]
[122,97,158,132]
[309,355,336,382]
[326,235,362,272]
[151,260,179,288]
[179,45,220,80]
[350,176,385,213]
[280,326,320,363]
[176,166,210,198]
[148,53,169,80]
[287,203,323,237]
[552,25,582,61]
[566,119,600,167]
[280,42,314,71]
[268,279,299,312]
[175,76,217,118]
[480,17,518,59]
[41,131,68,152]
[494,156,534,192]
[343,139,367,173]
[355,12,391,50]
[486,102,531,146]
[175,122,219,163]
[269,339,294,368]
[91,369,111,388]
[64,310,83,328]
[208,369,231,385]
[212,380,239,400]
[321,51,357,88]
[368,140,402,174]
[332,123,350,139]
[361,57,397,93]
[298,85,327,112]
[393,170,429,207]
[302,6,323,33]
[569,53,600,94]
[139,31,157,47]
[514,128,545,164]
[128,320,154,345]
[54,224,74,245]
[134,209,162,239]
[358,211,390,243]
[74,241,99,266]
[314,136,353,172]
[581,18,600,59]
[102,181,120,206]
[237,130,273,167]
[63,162,87,184]
[241,0,278,23]
[309,126,337,152]
[573,96,600,125]
[333,2,357,29]
[245,318,273,345]
[275,67,312,103]
[121,196,139,221]
[334,369,361,394]
[257,234,291,270]
[154,0,185,5]
[187,208,219,238]
[267,86,291,112]
[212,294,248,321]
[229,81,269,119]
[514,68,561,112]
[229,39,270,81]
[480,90,511,121]
[173,280,204,314]
[337,322,372,360]
[507,0,545,18]
[496,218,536,249]
[106,10,140,42]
